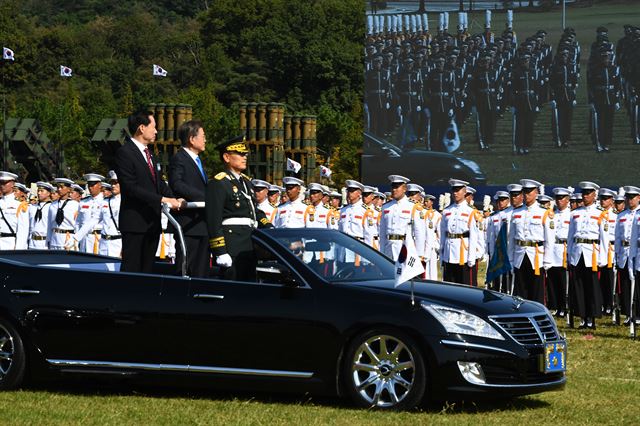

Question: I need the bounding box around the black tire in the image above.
[342,328,426,410]
[0,318,26,390]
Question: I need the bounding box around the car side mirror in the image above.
[256,262,299,286]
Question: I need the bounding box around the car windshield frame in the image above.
[258,228,397,283]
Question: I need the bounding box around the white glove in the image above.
[467,261,474,268]
[448,109,454,117]
[535,106,540,112]
[385,102,390,110]
[64,237,78,250]
[416,105,422,112]
[572,100,577,107]
[216,253,233,268]
[615,102,620,111]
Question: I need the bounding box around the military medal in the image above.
[429,221,433,229]
[550,221,555,230]
[235,202,240,207]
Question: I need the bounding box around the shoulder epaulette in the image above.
[240,173,252,180]
[214,172,228,180]
[546,208,554,219]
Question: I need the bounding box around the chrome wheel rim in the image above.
[351,334,415,407]
[0,324,14,379]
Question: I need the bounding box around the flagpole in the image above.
[2,72,6,170]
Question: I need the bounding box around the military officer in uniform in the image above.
[72,173,105,254]
[205,136,272,281]
[306,182,331,229]
[47,178,80,251]
[507,179,555,304]
[599,188,618,314]
[469,52,500,150]
[28,181,54,249]
[273,177,314,228]
[339,180,375,243]
[423,193,441,280]
[0,171,29,250]
[362,185,380,249]
[486,190,511,291]
[566,182,608,329]
[99,171,122,257]
[509,53,541,155]
[439,178,479,285]
[379,175,426,262]
[424,55,455,151]
[547,187,572,316]
[365,55,392,137]
[616,186,640,323]
[253,179,277,223]
[549,47,578,148]
[587,48,621,152]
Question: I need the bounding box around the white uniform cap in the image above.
[107,170,118,181]
[424,193,436,200]
[553,187,572,196]
[537,194,553,203]
[14,182,28,193]
[388,175,410,184]
[282,177,304,186]
[448,178,469,187]
[83,173,105,183]
[466,186,476,195]
[330,191,342,198]
[578,181,600,191]
[598,188,616,198]
[615,195,626,202]
[493,191,509,200]
[71,184,84,193]
[36,181,55,192]
[0,171,18,181]
[101,182,113,190]
[407,183,424,193]
[267,184,280,193]
[345,180,365,191]
[53,177,74,186]
[623,186,640,196]
[375,191,386,199]
[519,178,542,189]
[308,182,324,192]
[251,179,270,189]
[507,183,523,193]
[320,185,330,195]
[570,193,583,201]
[363,185,378,194]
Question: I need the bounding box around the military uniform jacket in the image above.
[274,198,314,228]
[615,207,638,269]
[486,208,510,259]
[0,193,29,250]
[28,201,51,245]
[603,208,617,268]
[470,68,500,111]
[439,201,479,266]
[379,197,426,259]
[566,203,609,268]
[99,195,121,237]
[205,171,271,256]
[365,68,391,109]
[549,207,571,268]
[327,207,340,230]
[550,61,578,103]
[339,202,371,240]
[257,199,277,224]
[424,69,455,113]
[306,203,330,229]
[508,65,541,111]
[507,202,555,272]
[394,69,423,112]
[424,208,441,256]
[75,193,104,243]
[47,198,79,248]
[587,64,621,106]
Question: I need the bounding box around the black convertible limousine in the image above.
[0,228,566,410]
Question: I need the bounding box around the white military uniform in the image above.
[257,199,277,224]
[486,207,511,260]
[0,192,29,250]
[75,193,104,254]
[156,213,176,260]
[274,197,314,228]
[617,206,639,269]
[549,206,571,268]
[602,207,617,269]
[326,206,340,230]
[307,203,330,229]
[379,197,426,261]
[566,203,609,269]
[507,202,555,273]
[28,201,52,249]
[99,195,122,257]
[439,201,479,266]
[423,207,441,280]
[47,198,80,250]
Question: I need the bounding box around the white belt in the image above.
[222,218,257,228]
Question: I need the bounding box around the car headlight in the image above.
[421,302,504,340]
[457,158,483,174]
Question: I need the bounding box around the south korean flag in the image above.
[3,47,15,61]
[394,235,425,287]
[60,65,73,77]
[153,64,168,77]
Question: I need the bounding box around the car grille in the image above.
[490,313,560,345]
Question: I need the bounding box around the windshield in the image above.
[262,229,396,282]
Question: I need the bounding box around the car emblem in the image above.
[512,296,525,310]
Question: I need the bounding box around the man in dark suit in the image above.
[169,120,210,277]
[115,110,183,273]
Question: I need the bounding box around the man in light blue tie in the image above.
[169,120,210,277]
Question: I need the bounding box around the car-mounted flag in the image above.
[320,165,332,178]
[286,157,301,173]
[153,64,168,77]
[60,65,73,77]
[3,47,15,61]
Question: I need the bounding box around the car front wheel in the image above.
[0,319,26,390]
[343,328,426,410]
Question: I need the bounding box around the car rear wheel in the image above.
[343,328,426,410]
[0,319,26,390]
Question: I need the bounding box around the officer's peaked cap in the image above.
[494,190,509,200]
[519,178,542,189]
[53,177,74,186]
[448,178,468,188]
[251,179,270,189]
[14,182,28,193]
[83,173,105,183]
[407,183,424,193]
[537,194,553,203]
[0,171,18,181]
[217,135,249,153]
[308,182,324,192]
[363,185,378,194]
[507,183,523,193]
[345,180,365,191]
[282,177,304,187]
[598,188,616,198]
[388,175,410,184]
[623,186,640,196]
[553,187,572,196]
[466,186,476,195]
[36,181,55,192]
[578,181,600,191]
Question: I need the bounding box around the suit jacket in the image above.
[168,148,207,236]
[115,138,173,234]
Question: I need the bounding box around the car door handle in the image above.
[193,294,224,300]
[11,289,41,295]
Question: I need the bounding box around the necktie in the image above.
[195,156,207,181]
[144,147,156,184]
[55,200,68,226]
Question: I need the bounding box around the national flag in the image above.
[60,65,73,77]
[485,222,512,283]
[394,236,425,287]
[153,64,168,77]
[286,157,301,173]
[3,47,15,61]
[320,165,332,178]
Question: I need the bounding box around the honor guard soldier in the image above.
[28,181,55,249]
[617,186,640,323]
[509,53,541,155]
[205,136,272,281]
[614,192,626,214]
[273,177,314,228]
[47,178,80,250]
[70,184,84,202]
[587,47,621,152]
[306,183,330,229]
[549,47,578,148]
[599,188,618,314]
[365,54,392,137]
[423,55,455,151]
[13,183,29,203]
[253,179,277,223]
[362,185,380,249]
[486,190,511,291]
[0,171,29,250]
[423,193,441,280]
[570,192,583,210]
[547,187,572,316]
[379,175,426,261]
[469,52,500,150]
[507,179,555,304]
[72,173,105,254]
[465,186,485,286]
[267,184,282,207]
[327,190,342,230]
[339,180,376,244]
[566,182,609,329]
[99,171,122,257]
[439,179,479,285]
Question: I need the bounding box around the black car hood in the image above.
[343,279,546,317]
